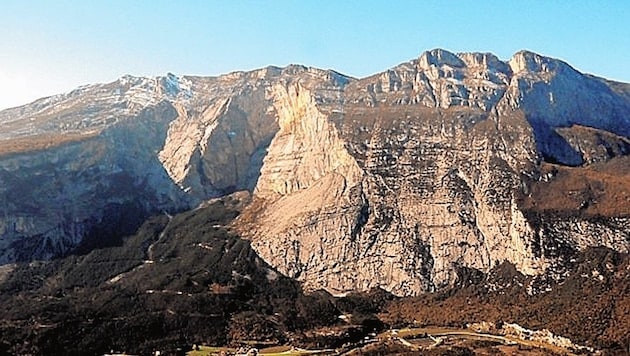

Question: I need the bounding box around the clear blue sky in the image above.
[1,0,628,110]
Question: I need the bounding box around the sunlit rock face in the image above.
[0,50,628,296]
[237,49,630,296]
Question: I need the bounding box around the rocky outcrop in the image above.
[237,49,630,296]
[0,102,187,262]
[345,49,512,111]
[242,103,545,295]
[0,66,350,263]
[0,49,628,296]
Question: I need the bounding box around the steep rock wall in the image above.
[0,102,186,262]
[0,50,628,298]
[237,50,630,296]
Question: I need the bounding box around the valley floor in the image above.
[189,325,581,356]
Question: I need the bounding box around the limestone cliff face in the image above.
[501,51,630,165]
[242,103,545,295]
[0,49,628,296]
[0,102,187,262]
[0,66,350,263]
[346,49,512,111]
[254,80,362,197]
[237,49,630,296]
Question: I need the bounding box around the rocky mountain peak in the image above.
[1,49,629,354]
[116,73,193,102]
[158,72,192,98]
[418,48,466,69]
[0,50,628,298]
[457,51,511,73]
[508,50,573,76]
[348,48,514,110]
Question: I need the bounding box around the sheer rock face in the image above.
[0,50,629,296]
[0,102,188,262]
[244,103,544,295]
[237,50,630,296]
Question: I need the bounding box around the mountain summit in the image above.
[0,49,628,296]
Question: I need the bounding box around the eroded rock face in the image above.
[0,49,628,296]
[0,66,351,263]
[0,102,187,262]
[242,103,546,295]
[236,49,630,296]
[346,49,512,111]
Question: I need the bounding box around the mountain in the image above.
[0,49,628,299]
[1,48,630,354]
[0,193,362,355]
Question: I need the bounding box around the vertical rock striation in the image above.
[0,49,628,296]
[237,49,630,295]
